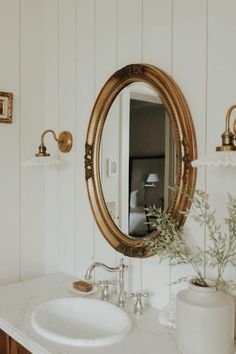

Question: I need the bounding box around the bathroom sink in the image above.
[31,297,132,347]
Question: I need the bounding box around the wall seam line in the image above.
[92,0,96,263]
[114,0,118,267]
[74,0,78,276]
[169,0,174,300]
[203,0,209,277]
[57,0,60,271]
[19,0,22,282]
[140,0,144,291]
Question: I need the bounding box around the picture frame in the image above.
[0,92,13,123]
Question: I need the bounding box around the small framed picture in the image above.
[0,92,13,123]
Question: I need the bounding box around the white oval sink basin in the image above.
[31,297,132,347]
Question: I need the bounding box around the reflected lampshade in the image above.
[145,173,159,186]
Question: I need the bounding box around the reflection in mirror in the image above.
[100,83,176,239]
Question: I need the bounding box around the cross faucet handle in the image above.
[119,258,128,270]
[130,292,149,315]
[96,280,115,301]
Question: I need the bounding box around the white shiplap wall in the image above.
[43,0,236,308]
[0,0,45,285]
[1,0,234,309]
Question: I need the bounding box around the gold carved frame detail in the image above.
[0,92,13,124]
[85,64,197,258]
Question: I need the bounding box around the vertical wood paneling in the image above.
[20,0,45,280]
[41,0,236,309]
[117,0,143,293]
[173,0,207,164]
[0,0,235,314]
[143,0,172,72]
[0,0,20,284]
[94,0,117,280]
[57,0,76,274]
[142,0,173,309]
[117,0,143,67]
[0,0,45,285]
[95,0,117,90]
[76,0,96,277]
[206,0,236,281]
[171,0,207,292]
[2,0,236,309]
[44,0,60,273]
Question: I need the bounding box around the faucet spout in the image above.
[84,259,128,307]
[85,262,120,280]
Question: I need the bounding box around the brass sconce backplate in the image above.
[58,131,73,152]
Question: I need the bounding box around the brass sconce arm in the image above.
[35,129,73,157]
[41,129,59,145]
[216,105,236,151]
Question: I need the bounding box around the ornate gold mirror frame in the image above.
[85,64,197,258]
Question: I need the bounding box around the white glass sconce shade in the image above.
[22,129,73,167]
[22,156,60,167]
[192,151,236,168]
[192,105,236,168]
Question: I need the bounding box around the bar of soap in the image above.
[73,280,93,292]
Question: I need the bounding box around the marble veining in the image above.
[0,273,234,354]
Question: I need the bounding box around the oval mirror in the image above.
[85,64,197,257]
[100,82,175,237]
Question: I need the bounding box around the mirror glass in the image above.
[100,82,176,239]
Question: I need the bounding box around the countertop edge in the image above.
[0,310,52,354]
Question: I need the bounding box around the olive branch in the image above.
[143,190,236,288]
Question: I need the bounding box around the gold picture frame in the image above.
[0,92,13,123]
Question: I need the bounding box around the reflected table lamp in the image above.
[145,173,159,187]
[144,173,159,233]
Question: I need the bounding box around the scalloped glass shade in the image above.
[191,151,236,167]
[22,156,60,166]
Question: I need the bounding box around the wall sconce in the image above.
[22,129,73,166]
[144,173,159,187]
[192,105,236,167]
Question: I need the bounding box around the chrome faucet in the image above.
[85,258,128,307]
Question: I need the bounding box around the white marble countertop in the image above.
[0,272,233,354]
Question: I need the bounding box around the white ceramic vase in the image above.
[176,280,234,354]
